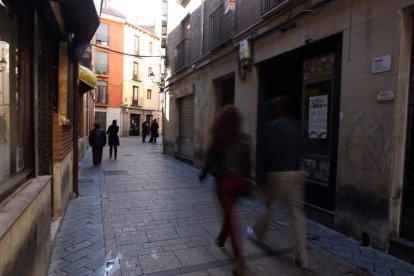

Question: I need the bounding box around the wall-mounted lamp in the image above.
[150,72,166,92]
[0,48,7,72]
[238,39,252,80]
[0,58,6,72]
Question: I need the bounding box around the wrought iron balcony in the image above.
[261,0,299,15]
[208,0,236,49]
[175,38,189,71]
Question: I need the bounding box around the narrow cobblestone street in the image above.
[48,137,414,276]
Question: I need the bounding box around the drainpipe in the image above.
[200,0,205,56]
[70,34,79,196]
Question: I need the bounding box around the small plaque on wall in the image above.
[372,55,391,74]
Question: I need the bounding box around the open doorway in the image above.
[213,73,235,109]
[129,114,140,136]
[257,34,342,216]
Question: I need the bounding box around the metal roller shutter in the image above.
[178,95,194,160]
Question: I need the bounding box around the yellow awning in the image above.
[79,65,97,90]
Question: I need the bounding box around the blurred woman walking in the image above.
[199,106,252,275]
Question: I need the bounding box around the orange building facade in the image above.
[95,7,125,131]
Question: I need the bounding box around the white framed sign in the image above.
[308,95,328,139]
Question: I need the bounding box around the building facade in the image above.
[122,23,163,137]
[95,6,125,131]
[165,0,414,262]
[0,0,99,275]
[95,5,163,137]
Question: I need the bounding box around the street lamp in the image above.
[0,48,6,72]
[149,71,165,92]
[0,58,6,72]
[149,71,167,154]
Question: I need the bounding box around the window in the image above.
[148,67,153,77]
[162,1,168,17]
[132,86,139,106]
[0,4,34,197]
[133,62,139,80]
[96,81,108,104]
[96,23,109,45]
[147,89,152,99]
[95,52,108,75]
[149,42,153,55]
[134,36,140,55]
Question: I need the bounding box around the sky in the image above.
[110,0,162,26]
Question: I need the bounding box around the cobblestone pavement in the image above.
[48,137,414,276]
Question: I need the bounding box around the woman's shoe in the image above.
[232,263,248,276]
[215,238,225,249]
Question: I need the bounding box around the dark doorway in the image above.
[94,111,107,129]
[129,114,140,136]
[257,34,342,213]
[221,78,235,106]
[401,20,414,242]
[214,73,235,108]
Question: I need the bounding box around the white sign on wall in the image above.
[372,55,391,74]
[308,95,328,139]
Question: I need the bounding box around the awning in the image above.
[79,65,97,93]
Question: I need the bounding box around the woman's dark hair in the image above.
[211,105,242,148]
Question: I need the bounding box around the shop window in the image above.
[0,3,33,200]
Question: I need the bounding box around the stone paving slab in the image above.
[48,137,414,276]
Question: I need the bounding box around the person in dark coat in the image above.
[107,119,120,159]
[89,122,106,166]
[246,95,308,270]
[148,119,159,143]
[141,121,149,142]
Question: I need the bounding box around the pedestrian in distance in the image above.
[246,95,309,270]
[199,106,252,276]
[88,122,107,166]
[142,120,149,142]
[148,119,159,143]
[107,119,120,159]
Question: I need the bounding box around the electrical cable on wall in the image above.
[92,44,165,59]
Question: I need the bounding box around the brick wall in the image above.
[53,113,73,162]
[235,0,262,33]
[168,0,264,74]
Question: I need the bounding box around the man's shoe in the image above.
[246,226,262,244]
[294,255,309,270]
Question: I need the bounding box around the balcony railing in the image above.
[208,0,236,49]
[95,63,109,75]
[132,97,143,106]
[261,0,296,15]
[175,38,189,71]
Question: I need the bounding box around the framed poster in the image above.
[308,95,328,139]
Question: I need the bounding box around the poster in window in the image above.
[308,95,328,139]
